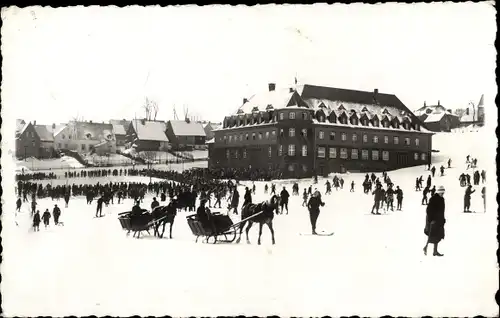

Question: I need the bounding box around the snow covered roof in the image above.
[71,122,116,142]
[110,119,130,136]
[131,120,169,142]
[168,120,206,137]
[414,105,448,117]
[33,125,54,142]
[16,119,26,133]
[235,87,309,115]
[205,138,215,144]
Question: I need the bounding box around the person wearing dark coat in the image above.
[279,187,290,214]
[16,198,22,212]
[481,186,486,212]
[307,190,325,235]
[197,199,216,233]
[431,166,436,178]
[230,188,240,215]
[463,185,475,212]
[423,186,446,256]
[42,209,51,228]
[33,210,41,232]
[160,192,166,202]
[52,204,61,225]
[371,184,383,214]
[396,186,403,211]
[151,197,160,211]
[96,197,104,217]
[243,187,252,206]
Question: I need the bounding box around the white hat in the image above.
[437,186,445,193]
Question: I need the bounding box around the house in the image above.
[459,94,485,127]
[209,83,433,178]
[110,119,131,147]
[56,121,116,155]
[414,101,460,132]
[203,122,222,141]
[33,124,57,158]
[126,119,169,151]
[166,119,207,150]
[15,119,41,159]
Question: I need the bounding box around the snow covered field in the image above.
[2,129,498,316]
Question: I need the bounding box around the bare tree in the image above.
[143,97,159,121]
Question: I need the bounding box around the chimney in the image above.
[437,100,440,106]
[424,101,426,107]
[268,83,276,92]
[89,120,92,124]
[33,120,36,126]
[52,123,56,129]
[289,87,294,93]
[243,98,248,104]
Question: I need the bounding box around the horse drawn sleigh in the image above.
[118,204,176,239]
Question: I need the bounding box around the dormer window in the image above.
[319,116,324,122]
[289,112,296,120]
[361,106,368,112]
[382,108,391,115]
[350,117,358,125]
[338,104,346,111]
[425,108,433,114]
[302,112,308,120]
[279,113,284,120]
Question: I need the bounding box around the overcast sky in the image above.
[1,3,496,126]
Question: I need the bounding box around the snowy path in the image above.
[3,161,497,316]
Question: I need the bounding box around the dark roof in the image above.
[33,125,54,142]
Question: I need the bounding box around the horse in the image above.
[236,194,280,245]
[151,203,177,239]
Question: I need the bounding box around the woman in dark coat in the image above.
[423,185,446,256]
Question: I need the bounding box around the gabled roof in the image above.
[70,121,116,142]
[110,119,130,136]
[16,119,26,133]
[34,125,54,142]
[235,88,308,114]
[414,105,447,117]
[131,120,169,142]
[168,120,206,137]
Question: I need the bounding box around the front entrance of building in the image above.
[396,152,409,167]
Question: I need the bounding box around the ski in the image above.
[299,231,334,236]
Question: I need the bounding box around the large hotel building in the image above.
[208,83,433,178]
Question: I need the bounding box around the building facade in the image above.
[56,121,117,155]
[15,120,41,159]
[166,120,207,150]
[126,119,169,151]
[209,83,433,178]
[33,124,56,158]
[414,101,460,132]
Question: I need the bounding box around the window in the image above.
[278,145,283,156]
[361,149,369,160]
[259,133,263,140]
[373,136,379,143]
[382,120,389,128]
[81,144,86,151]
[235,150,239,159]
[319,115,324,122]
[289,112,296,120]
[252,133,256,140]
[272,130,276,137]
[415,124,420,130]
[65,144,68,149]
[62,134,65,139]
[240,134,243,141]
[265,132,270,139]
[329,132,335,140]
[363,134,368,143]
[352,134,358,142]
[301,129,307,137]
[415,138,420,146]
[394,136,399,144]
[288,164,295,172]
[229,135,232,142]
[243,149,247,158]
[341,133,347,141]
[289,128,295,137]
[382,151,389,161]
[372,150,379,160]
[279,113,284,120]
[414,153,419,160]
[280,129,284,137]
[288,144,296,156]
[421,153,427,161]
[405,137,410,145]
[302,112,308,120]
[58,143,62,148]
[69,135,72,139]
[373,119,379,127]
[351,148,359,159]
[226,149,230,159]
[384,136,389,144]
[302,145,308,156]
[351,118,358,125]
[317,146,325,158]
[319,131,324,139]
[362,119,368,126]
[245,134,249,140]
[340,148,348,159]
[268,146,272,157]
[329,147,337,158]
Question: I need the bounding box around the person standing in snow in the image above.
[396,186,403,211]
[33,210,41,232]
[440,165,445,176]
[252,183,256,195]
[463,185,475,213]
[350,181,355,192]
[264,184,268,194]
[16,198,22,212]
[423,186,446,257]
[447,158,451,168]
[270,184,276,195]
[480,170,486,183]
[52,204,61,225]
[386,185,395,212]
[302,188,308,207]
[96,196,104,217]
[31,200,37,216]
[151,197,160,211]
[307,190,325,235]
[42,209,51,229]
[481,186,486,212]
[431,166,436,178]
[243,187,252,206]
[325,181,332,194]
[371,184,383,215]
[230,187,240,215]
[280,186,290,214]
[422,185,430,205]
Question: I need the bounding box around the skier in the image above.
[325,181,332,194]
[422,185,430,205]
[430,185,436,197]
[339,178,344,189]
[463,185,475,213]
[440,165,445,176]
[264,184,268,194]
[280,186,290,214]
[52,204,61,225]
[270,184,276,195]
[252,183,256,195]
[447,158,451,168]
[350,181,355,192]
[42,209,51,229]
[307,189,325,235]
[31,200,37,216]
[481,186,486,212]
[160,192,166,202]
[16,197,22,212]
[386,185,395,212]
[371,184,383,215]
[396,186,403,211]
[423,185,446,257]
[431,166,436,178]
[33,210,41,232]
